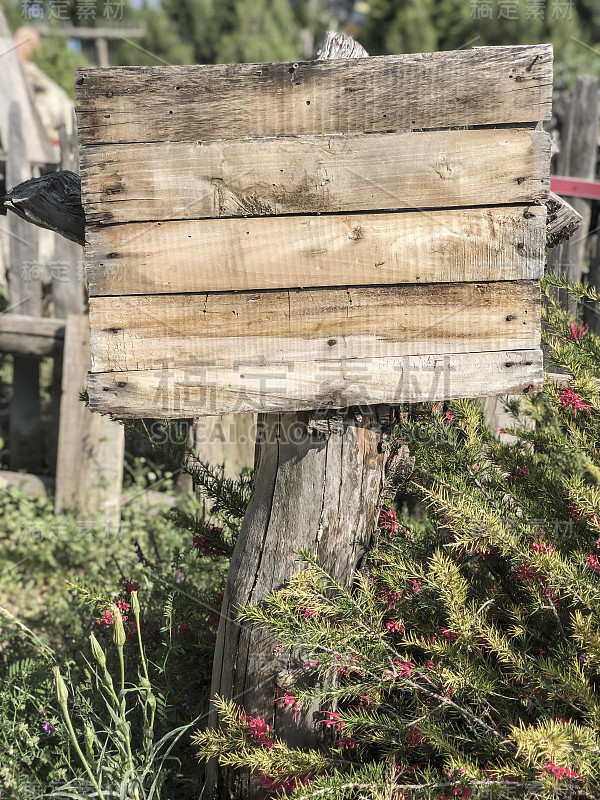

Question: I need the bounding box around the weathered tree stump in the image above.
[207,407,410,798]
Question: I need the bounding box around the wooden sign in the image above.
[76,44,552,417]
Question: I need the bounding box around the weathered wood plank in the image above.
[54,314,124,528]
[87,349,543,417]
[89,281,541,372]
[0,313,65,356]
[75,45,553,146]
[86,205,546,296]
[3,170,85,246]
[545,191,582,248]
[80,129,550,225]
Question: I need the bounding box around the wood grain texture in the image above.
[80,129,550,225]
[3,170,85,246]
[75,45,553,146]
[89,281,541,372]
[85,205,546,296]
[545,191,582,247]
[87,349,543,417]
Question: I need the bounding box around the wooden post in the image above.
[548,76,598,318]
[52,125,84,319]
[6,101,42,472]
[50,125,85,467]
[207,408,410,798]
[205,33,407,800]
[54,314,124,530]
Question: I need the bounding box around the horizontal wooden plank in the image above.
[0,314,65,356]
[75,45,553,146]
[87,349,543,417]
[89,281,540,372]
[85,205,546,296]
[80,129,550,225]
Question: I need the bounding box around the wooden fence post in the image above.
[50,124,85,467]
[54,314,124,530]
[7,101,42,472]
[548,76,598,319]
[206,33,408,800]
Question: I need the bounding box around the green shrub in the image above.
[0,441,252,798]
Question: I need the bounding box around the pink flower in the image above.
[96,600,130,627]
[242,712,275,750]
[568,321,589,344]
[337,735,355,749]
[96,609,114,627]
[275,691,299,722]
[204,630,216,644]
[531,540,555,555]
[445,410,455,421]
[425,659,435,670]
[179,622,190,636]
[125,581,139,593]
[542,761,580,783]
[318,711,344,730]
[302,658,319,670]
[299,606,317,620]
[394,659,415,678]
[559,388,590,416]
[587,554,600,573]
[385,620,404,633]
[407,579,422,593]
[379,507,399,534]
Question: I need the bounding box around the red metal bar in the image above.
[550,176,600,200]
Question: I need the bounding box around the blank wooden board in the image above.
[77,44,552,417]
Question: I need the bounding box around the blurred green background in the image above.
[1,0,598,98]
